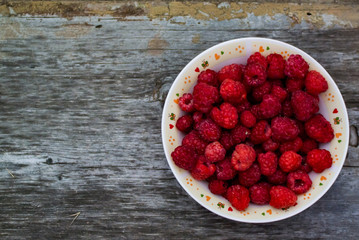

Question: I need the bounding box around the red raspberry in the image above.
[197,119,221,142]
[286,77,304,93]
[279,137,303,153]
[287,170,312,194]
[182,130,208,155]
[266,53,285,80]
[282,98,294,117]
[175,115,193,133]
[270,85,287,102]
[258,94,282,119]
[250,105,262,119]
[231,125,251,144]
[305,114,334,143]
[240,110,256,128]
[219,131,235,150]
[258,151,278,176]
[269,186,297,209]
[267,169,287,185]
[179,93,195,113]
[301,138,318,154]
[191,156,216,180]
[294,119,306,138]
[307,149,332,173]
[192,111,208,129]
[218,64,242,83]
[210,102,238,129]
[271,117,299,142]
[208,179,228,195]
[247,52,267,69]
[220,79,247,104]
[205,141,226,163]
[251,81,272,102]
[193,82,220,113]
[231,144,256,171]
[197,69,219,87]
[250,120,272,144]
[238,163,261,187]
[279,151,302,172]
[249,182,272,205]
[271,79,284,87]
[262,138,279,152]
[305,70,328,95]
[216,157,237,180]
[284,54,309,79]
[226,185,250,211]
[298,156,312,173]
[291,90,319,121]
[244,63,267,87]
[171,145,198,170]
[236,100,251,114]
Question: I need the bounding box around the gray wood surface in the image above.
[0,1,359,239]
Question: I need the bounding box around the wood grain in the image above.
[0,5,359,239]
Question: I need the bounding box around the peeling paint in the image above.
[147,34,169,56]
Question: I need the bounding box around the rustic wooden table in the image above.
[1,1,359,239]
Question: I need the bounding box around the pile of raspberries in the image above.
[171,52,334,211]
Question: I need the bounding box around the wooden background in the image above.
[0,1,359,239]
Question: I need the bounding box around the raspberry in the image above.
[231,125,251,144]
[244,63,267,87]
[271,79,284,87]
[262,138,279,152]
[267,169,287,185]
[218,64,243,83]
[238,163,261,187]
[301,138,318,154]
[210,102,238,129]
[226,185,250,211]
[220,79,247,104]
[250,120,272,144]
[282,98,294,117]
[231,144,256,171]
[239,110,256,128]
[279,137,303,153]
[286,77,304,93]
[305,114,334,143]
[236,100,251,114]
[249,182,272,205]
[307,149,332,173]
[258,151,278,176]
[193,82,220,113]
[258,94,282,119]
[295,119,306,138]
[179,93,195,113]
[284,54,309,79]
[279,151,302,172]
[269,186,297,209]
[216,157,237,180]
[192,111,207,129]
[191,156,216,180]
[219,131,235,150]
[175,115,193,133]
[250,105,262,119]
[171,146,198,170]
[205,141,226,163]
[270,85,287,102]
[182,130,208,155]
[266,53,285,80]
[247,52,267,69]
[271,117,299,142]
[286,170,312,194]
[251,81,272,102]
[197,119,221,142]
[298,156,312,173]
[305,70,328,95]
[198,69,219,87]
[208,179,228,195]
[291,90,319,121]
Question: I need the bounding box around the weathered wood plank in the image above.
[0,11,359,239]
